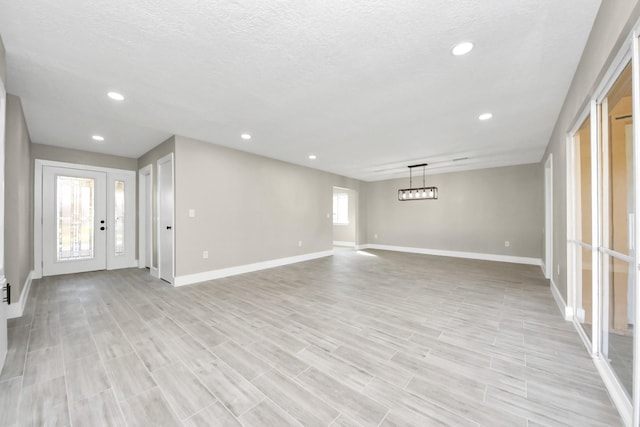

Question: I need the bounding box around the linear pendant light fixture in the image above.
[398,163,438,201]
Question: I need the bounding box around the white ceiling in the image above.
[0,0,600,181]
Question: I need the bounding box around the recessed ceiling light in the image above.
[107,92,125,101]
[241,133,251,140]
[478,113,493,121]
[92,135,105,141]
[452,42,474,56]
[308,154,317,160]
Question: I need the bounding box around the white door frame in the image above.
[0,77,7,370]
[34,159,137,278]
[138,164,153,271]
[157,153,175,285]
[544,154,553,280]
[42,166,107,275]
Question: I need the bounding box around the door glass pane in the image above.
[56,176,95,261]
[603,62,632,255]
[601,253,634,397]
[114,180,125,256]
[576,246,593,340]
[574,117,592,244]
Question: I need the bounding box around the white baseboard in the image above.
[7,271,34,319]
[174,250,334,287]
[150,267,159,278]
[359,244,543,266]
[333,241,356,247]
[550,277,573,320]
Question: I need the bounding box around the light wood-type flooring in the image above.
[0,249,623,426]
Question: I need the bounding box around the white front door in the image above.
[158,154,174,284]
[42,166,107,275]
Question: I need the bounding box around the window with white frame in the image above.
[333,192,349,224]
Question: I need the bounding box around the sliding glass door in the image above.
[571,59,635,406]
[599,62,634,398]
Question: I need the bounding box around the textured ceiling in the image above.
[0,0,600,181]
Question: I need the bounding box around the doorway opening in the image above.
[332,186,357,250]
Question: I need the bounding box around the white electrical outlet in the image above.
[203,250,209,259]
[374,233,378,239]
[298,241,302,247]
[189,209,195,218]
[505,241,510,247]
[557,264,560,275]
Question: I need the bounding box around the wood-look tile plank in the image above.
[18,376,69,427]
[0,377,22,426]
[152,360,216,420]
[297,367,387,427]
[252,369,339,427]
[0,324,30,381]
[27,323,61,352]
[247,340,308,377]
[119,387,181,427]
[184,401,242,427]
[212,340,270,381]
[183,350,265,416]
[93,329,134,361]
[23,345,64,387]
[69,389,126,427]
[297,345,373,391]
[61,330,98,361]
[65,354,111,402]
[238,399,302,427]
[104,353,156,401]
[363,377,477,427]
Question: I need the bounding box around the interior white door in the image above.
[145,173,152,268]
[158,154,174,283]
[43,166,107,276]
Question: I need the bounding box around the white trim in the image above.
[550,277,572,320]
[594,45,632,104]
[544,154,553,279]
[138,164,153,270]
[333,241,356,247]
[174,250,334,287]
[593,355,633,427]
[632,25,640,427]
[6,271,33,319]
[360,244,542,266]
[150,267,159,278]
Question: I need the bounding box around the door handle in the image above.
[166,226,172,230]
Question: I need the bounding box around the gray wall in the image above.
[333,187,357,244]
[366,164,543,259]
[543,1,640,301]
[32,143,138,171]
[5,95,33,299]
[173,135,366,277]
[137,136,175,267]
